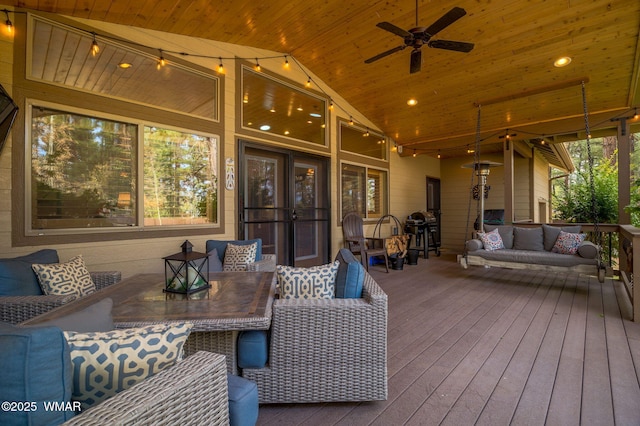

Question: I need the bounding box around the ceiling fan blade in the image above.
[376,21,413,38]
[424,7,467,37]
[364,45,406,64]
[410,49,422,74]
[428,39,474,52]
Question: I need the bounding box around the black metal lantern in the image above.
[163,240,210,295]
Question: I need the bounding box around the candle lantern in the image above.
[163,240,210,295]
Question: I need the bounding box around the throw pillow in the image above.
[64,322,193,410]
[542,224,582,251]
[552,231,586,254]
[208,248,223,272]
[35,298,114,333]
[32,255,96,297]
[484,225,514,249]
[277,261,339,299]
[0,249,59,296]
[513,227,545,251]
[478,228,505,251]
[223,242,258,271]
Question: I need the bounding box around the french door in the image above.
[239,141,330,266]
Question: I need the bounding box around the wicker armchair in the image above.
[0,271,122,324]
[241,270,388,403]
[63,351,229,426]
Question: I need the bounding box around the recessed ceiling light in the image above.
[259,125,271,131]
[118,62,132,69]
[407,98,418,106]
[554,56,572,67]
[309,113,322,118]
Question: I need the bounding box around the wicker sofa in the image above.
[63,351,229,425]
[0,271,122,324]
[241,270,388,404]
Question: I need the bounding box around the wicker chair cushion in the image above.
[0,321,74,425]
[35,298,114,333]
[277,261,339,300]
[64,322,193,410]
[227,373,259,426]
[206,239,263,262]
[32,255,96,297]
[207,248,224,272]
[237,330,268,369]
[0,249,59,296]
[335,248,365,298]
[223,242,258,271]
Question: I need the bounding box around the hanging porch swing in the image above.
[459,82,606,283]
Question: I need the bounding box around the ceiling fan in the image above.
[365,4,474,74]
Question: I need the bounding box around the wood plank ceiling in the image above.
[8,0,640,159]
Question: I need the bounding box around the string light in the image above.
[254,58,261,71]
[217,57,224,74]
[306,76,312,88]
[156,49,167,69]
[413,149,417,158]
[3,9,12,34]
[349,116,354,125]
[90,32,100,56]
[329,100,334,111]
[363,128,370,137]
[284,56,290,68]
[437,150,441,159]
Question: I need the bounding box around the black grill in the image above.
[404,211,440,258]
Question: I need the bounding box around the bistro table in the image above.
[25,271,277,373]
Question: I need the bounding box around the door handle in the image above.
[291,210,298,221]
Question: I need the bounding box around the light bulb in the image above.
[90,33,99,56]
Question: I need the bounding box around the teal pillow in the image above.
[335,248,365,298]
[0,322,74,425]
[0,249,59,296]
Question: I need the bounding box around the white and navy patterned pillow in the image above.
[64,322,193,410]
[32,255,96,297]
[277,261,339,300]
[478,227,505,251]
[552,231,586,254]
[223,242,258,271]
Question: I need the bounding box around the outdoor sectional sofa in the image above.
[461,223,604,282]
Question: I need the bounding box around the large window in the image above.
[341,163,388,219]
[28,103,218,234]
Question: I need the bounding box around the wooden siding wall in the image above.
[514,156,531,222]
[0,12,440,276]
[533,150,551,223]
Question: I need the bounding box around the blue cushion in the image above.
[237,330,268,369]
[0,322,74,425]
[205,239,263,262]
[227,374,259,426]
[334,248,365,298]
[0,249,59,296]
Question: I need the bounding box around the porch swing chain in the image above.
[582,81,601,249]
[463,105,483,254]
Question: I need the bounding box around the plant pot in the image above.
[389,254,405,270]
[407,249,419,265]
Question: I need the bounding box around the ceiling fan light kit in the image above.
[365,4,474,74]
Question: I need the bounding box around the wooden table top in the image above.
[27,271,276,331]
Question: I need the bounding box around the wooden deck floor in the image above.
[256,253,640,425]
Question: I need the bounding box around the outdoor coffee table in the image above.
[26,271,276,373]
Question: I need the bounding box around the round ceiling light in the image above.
[407,98,418,106]
[554,56,572,67]
[259,125,271,131]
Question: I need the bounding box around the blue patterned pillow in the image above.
[64,322,193,409]
[478,227,505,251]
[277,261,339,299]
[32,255,96,297]
[552,231,586,254]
